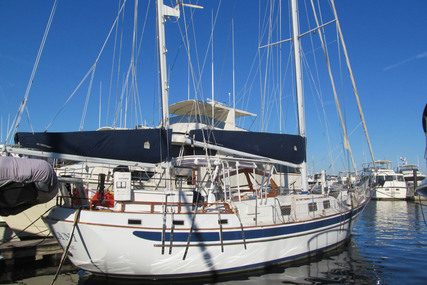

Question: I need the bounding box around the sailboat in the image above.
[4,0,374,279]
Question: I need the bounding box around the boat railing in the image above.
[115,200,234,214]
[56,195,233,214]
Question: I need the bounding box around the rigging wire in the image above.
[6,0,58,144]
[261,0,274,132]
[334,4,351,173]
[25,106,34,134]
[46,0,127,132]
[308,0,357,173]
[305,0,336,173]
[106,0,123,126]
[264,1,297,134]
[330,0,376,166]
[172,0,204,103]
[80,66,97,131]
[134,0,152,126]
[173,1,200,102]
[216,0,236,106]
[129,0,139,128]
[45,66,94,131]
[188,1,204,102]
[113,3,126,127]
[80,0,129,131]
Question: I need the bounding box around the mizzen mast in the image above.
[156,0,180,129]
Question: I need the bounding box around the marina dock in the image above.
[0,238,62,265]
[0,238,79,283]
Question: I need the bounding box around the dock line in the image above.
[50,207,81,285]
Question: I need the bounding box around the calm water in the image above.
[2,200,427,284]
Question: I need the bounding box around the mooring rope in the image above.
[418,194,427,226]
[50,207,82,285]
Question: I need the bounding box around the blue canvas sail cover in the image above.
[189,129,306,164]
[14,128,171,164]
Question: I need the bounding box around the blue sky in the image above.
[0,0,426,176]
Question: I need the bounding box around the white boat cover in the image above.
[0,156,58,216]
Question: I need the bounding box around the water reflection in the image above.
[69,240,381,284]
[212,243,381,285]
[353,200,427,284]
[0,255,78,284]
[0,242,377,284]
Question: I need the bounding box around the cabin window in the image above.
[280,205,292,216]
[173,220,184,225]
[323,200,331,209]
[218,219,228,225]
[170,115,225,129]
[376,176,385,184]
[131,170,155,181]
[397,176,404,182]
[308,202,317,212]
[128,219,142,225]
[385,175,394,182]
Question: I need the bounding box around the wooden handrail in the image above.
[56,195,236,214]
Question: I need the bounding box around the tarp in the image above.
[0,156,58,216]
[0,156,57,186]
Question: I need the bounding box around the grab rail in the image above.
[56,195,233,214]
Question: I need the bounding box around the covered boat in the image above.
[0,156,58,216]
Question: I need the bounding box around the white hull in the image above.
[363,161,408,200]
[3,199,55,239]
[373,186,407,200]
[43,196,368,278]
[416,180,427,199]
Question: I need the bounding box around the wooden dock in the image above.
[0,238,63,264]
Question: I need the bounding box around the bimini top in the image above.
[169,100,256,123]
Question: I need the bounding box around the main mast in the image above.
[291,0,308,192]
